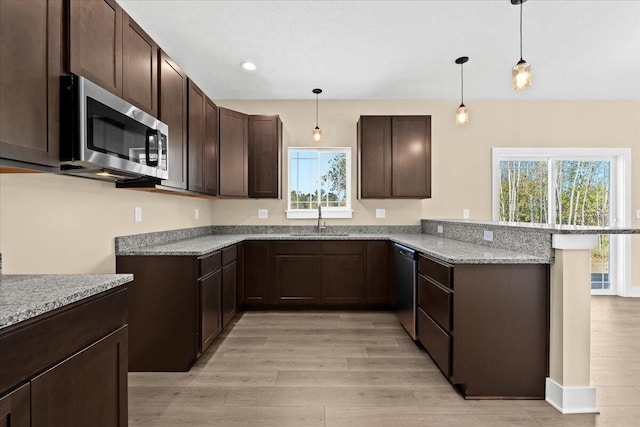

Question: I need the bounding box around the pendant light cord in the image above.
[315,93,319,127]
[460,63,464,105]
[519,1,524,60]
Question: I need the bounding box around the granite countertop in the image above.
[431,219,640,234]
[0,274,133,329]
[117,233,548,264]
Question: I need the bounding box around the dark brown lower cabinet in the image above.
[365,241,391,305]
[222,261,237,327]
[200,270,222,352]
[417,253,549,399]
[31,326,128,427]
[243,241,271,306]
[321,241,365,305]
[243,240,388,308]
[0,288,128,426]
[0,383,30,427]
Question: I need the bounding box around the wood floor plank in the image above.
[224,386,419,407]
[209,346,369,359]
[347,357,439,372]
[275,370,450,387]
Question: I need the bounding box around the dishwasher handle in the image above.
[394,244,416,259]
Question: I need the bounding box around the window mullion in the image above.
[548,157,556,225]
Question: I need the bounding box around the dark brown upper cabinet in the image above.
[0,0,63,170]
[357,115,431,199]
[204,98,219,195]
[187,80,217,196]
[219,107,249,197]
[68,0,158,115]
[248,115,282,198]
[158,50,188,190]
[68,0,123,96]
[122,13,158,117]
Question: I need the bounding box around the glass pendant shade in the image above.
[455,104,469,126]
[512,59,532,90]
[313,126,322,143]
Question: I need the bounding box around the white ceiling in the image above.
[118,0,640,100]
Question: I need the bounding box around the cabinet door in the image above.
[187,80,205,193]
[248,115,281,198]
[243,241,270,305]
[31,326,128,427]
[0,0,61,168]
[366,241,390,305]
[236,243,245,308]
[322,254,365,305]
[275,255,321,306]
[0,383,30,427]
[358,116,391,198]
[158,50,188,189]
[204,97,219,195]
[200,270,222,353]
[219,107,249,197]
[122,13,157,116]
[68,0,122,96]
[391,116,431,198]
[222,261,237,327]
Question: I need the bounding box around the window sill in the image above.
[286,209,353,219]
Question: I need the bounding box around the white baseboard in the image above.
[622,286,640,297]
[545,378,599,414]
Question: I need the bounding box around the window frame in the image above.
[286,147,353,219]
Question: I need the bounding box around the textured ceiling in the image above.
[118,0,640,100]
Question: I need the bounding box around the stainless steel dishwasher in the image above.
[393,243,418,340]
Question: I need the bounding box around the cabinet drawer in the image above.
[417,307,451,377]
[322,241,365,255]
[222,245,237,266]
[199,251,221,277]
[418,254,453,289]
[418,274,452,332]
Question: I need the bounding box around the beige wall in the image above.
[1,100,638,283]
[0,173,211,274]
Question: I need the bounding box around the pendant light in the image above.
[455,56,469,126]
[312,88,322,143]
[512,0,531,90]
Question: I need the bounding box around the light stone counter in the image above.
[116,232,548,264]
[0,274,133,329]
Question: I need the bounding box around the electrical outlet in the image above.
[437,225,443,233]
[463,209,470,219]
[195,209,199,220]
[134,206,142,223]
[483,230,494,242]
[258,209,268,219]
[376,208,386,219]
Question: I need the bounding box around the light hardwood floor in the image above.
[129,296,640,426]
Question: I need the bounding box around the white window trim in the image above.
[491,147,632,297]
[286,147,353,219]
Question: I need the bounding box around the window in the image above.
[286,147,352,219]
[492,148,631,296]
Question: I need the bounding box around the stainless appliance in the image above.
[393,243,418,340]
[60,75,168,181]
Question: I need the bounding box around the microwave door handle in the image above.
[157,129,166,171]
[145,128,158,167]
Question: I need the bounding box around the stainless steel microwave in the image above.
[60,75,168,181]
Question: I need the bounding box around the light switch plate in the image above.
[195,208,199,220]
[258,209,268,219]
[463,209,470,219]
[376,208,386,219]
[483,230,494,242]
[437,225,443,233]
[637,209,640,219]
[134,206,142,223]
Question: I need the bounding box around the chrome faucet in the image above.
[317,203,326,233]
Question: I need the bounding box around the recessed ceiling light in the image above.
[240,61,256,71]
